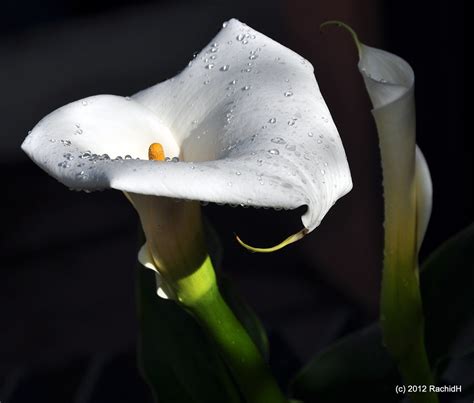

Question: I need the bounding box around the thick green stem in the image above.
[173,256,287,403]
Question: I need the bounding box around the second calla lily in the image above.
[323,21,436,403]
[22,19,352,290]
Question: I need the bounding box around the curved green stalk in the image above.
[174,255,287,403]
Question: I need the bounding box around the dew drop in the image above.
[268,117,276,124]
[284,91,293,97]
[49,139,56,143]
[210,47,218,53]
[271,137,285,144]
[203,79,210,85]
[307,132,314,137]
[81,100,88,106]
[124,155,132,160]
[268,149,280,156]
[235,171,241,176]
[63,153,74,160]
[222,21,228,28]
[76,171,88,179]
[236,33,245,41]
[229,79,237,85]
[249,54,258,60]
[171,157,180,162]
[241,85,251,91]
[220,65,230,71]
[205,64,214,69]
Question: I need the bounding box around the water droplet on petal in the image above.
[203,79,210,85]
[284,91,293,97]
[205,64,215,69]
[171,157,180,162]
[241,85,251,91]
[76,170,88,179]
[235,171,241,176]
[220,65,230,71]
[307,132,314,137]
[249,54,258,60]
[210,47,218,53]
[222,21,228,28]
[271,137,285,144]
[81,100,88,106]
[269,117,277,124]
[268,149,280,155]
[236,33,245,41]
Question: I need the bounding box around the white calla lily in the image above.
[323,21,437,402]
[21,19,354,402]
[22,19,351,237]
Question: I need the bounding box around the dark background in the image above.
[0,0,468,402]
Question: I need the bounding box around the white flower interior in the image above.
[22,19,352,232]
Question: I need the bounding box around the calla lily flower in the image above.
[322,22,436,403]
[22,19,352,287]
[22,19,353,403]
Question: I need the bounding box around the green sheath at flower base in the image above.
[323,22,438,403]
[174,256,287,403]
[134,196,287,403]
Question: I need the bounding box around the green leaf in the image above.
[290,222,474,402]
[219,277,270,361]
[137,267,242,403]
[290,324,400,403]
[421,222,474,366]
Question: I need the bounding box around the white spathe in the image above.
[22,19,352,234]
[358,43,432,251]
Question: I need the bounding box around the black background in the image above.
[0,1,468,402]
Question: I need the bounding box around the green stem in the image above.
[381,259,439,403]
[173,256,287,403]
[398,331,438,403]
